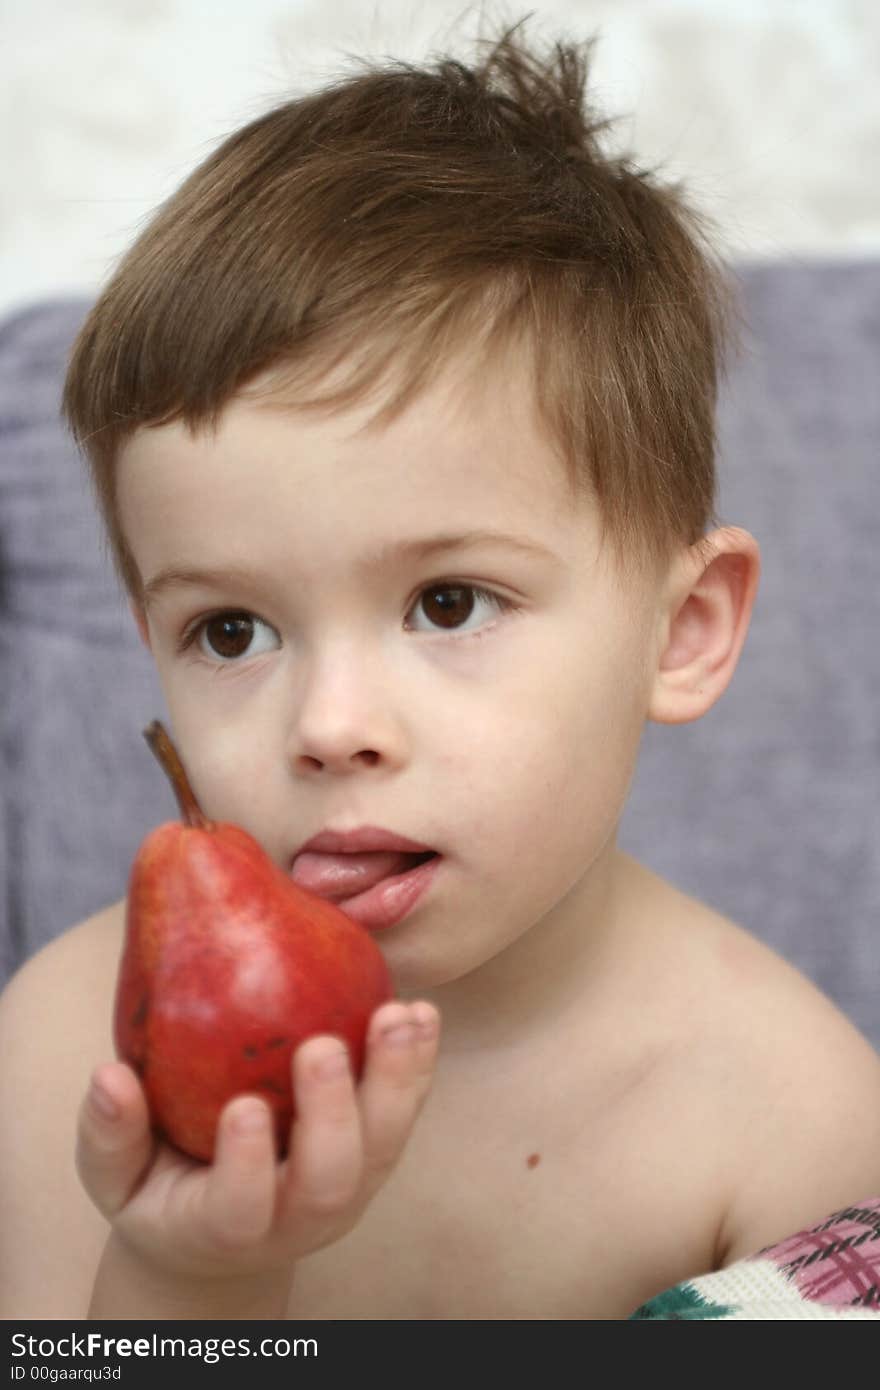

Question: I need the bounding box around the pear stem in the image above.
[143,720,211,829]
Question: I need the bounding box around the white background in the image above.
[2,0,879,318]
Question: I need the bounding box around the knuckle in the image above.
[363,1115,418,1179]
[204,1216,265,1257]
[380,1045,436,1090]
[74,1126,109,1182]
[304,1176,360,1219]
[312,1103,359,1143]
[378,1068,420,1097]
[386,1064,434,1106]
[364,1147,400,1189]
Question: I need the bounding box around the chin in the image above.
[379,937,496,996]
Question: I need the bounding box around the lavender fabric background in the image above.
[1,264,878,1049]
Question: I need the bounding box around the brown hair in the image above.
[62,12,735,600]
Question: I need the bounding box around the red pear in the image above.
[114,720,394,1162]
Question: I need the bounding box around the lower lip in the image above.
[334,855,443,932]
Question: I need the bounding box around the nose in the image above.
[286,642,407,776]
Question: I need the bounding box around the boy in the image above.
[1,18,879,1320]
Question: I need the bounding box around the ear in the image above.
[648,526,761,725]
[130,601,152,650]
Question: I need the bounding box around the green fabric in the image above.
[630,1282,735,1320]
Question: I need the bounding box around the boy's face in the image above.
[118,350,669,995]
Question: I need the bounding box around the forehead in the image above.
[116,346,596,587]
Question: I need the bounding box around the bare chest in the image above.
[286,1054,722,1320]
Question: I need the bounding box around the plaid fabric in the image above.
[630,1197,880,1320]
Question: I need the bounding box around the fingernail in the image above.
[382,1022,417,1049]
[315,1046,350,1080]
[232,1100,267,1135]
[89,1077,120,1121]
[411,1003,439,1039]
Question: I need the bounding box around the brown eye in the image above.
[202,613,255,658]
[419,586,476,630]
[190,611,278,662]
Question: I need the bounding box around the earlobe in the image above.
[648,527,761,725]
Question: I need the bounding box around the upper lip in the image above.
[293,825,438,859]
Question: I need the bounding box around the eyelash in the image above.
[175,583,519,663]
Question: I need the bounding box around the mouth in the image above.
[290,848,442,931]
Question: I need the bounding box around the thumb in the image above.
[75,1061,155,1219]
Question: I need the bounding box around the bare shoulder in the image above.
[0,900,123,1072]
[642,868,880,1268]
[2,899,124,1009]
[0,899,126,1318]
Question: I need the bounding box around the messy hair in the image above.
[62,12,734,599]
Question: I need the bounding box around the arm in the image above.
[0,919,118,1319]
[717,982,880,1267]
[88,1233,291,1319]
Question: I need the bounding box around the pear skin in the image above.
[115,721,394,1162]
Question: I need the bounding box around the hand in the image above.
[75,999,439,1290]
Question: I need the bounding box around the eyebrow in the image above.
[141,529,558,609]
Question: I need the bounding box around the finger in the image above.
[199,1096,278,1251]
[357,1000,440,1195]
[284,1036,362,1218]
[75,1061,156,1219]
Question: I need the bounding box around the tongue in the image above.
[291,850,418,900]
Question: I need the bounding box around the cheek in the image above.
[558,651,650,835]
[158,707,279,839]
[457,640,649,875]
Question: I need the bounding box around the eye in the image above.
[406,584,513,635]
[179,611,279,663]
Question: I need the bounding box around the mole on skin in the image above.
[526,1153,541,1169]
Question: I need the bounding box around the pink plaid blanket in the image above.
[631,1197,880,1319]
